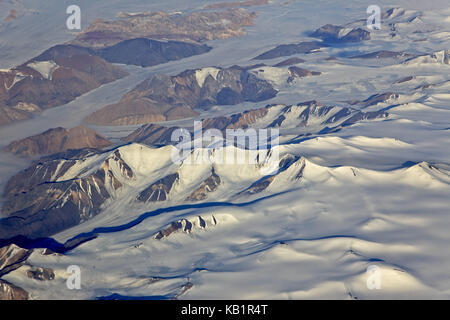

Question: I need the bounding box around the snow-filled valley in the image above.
[0,0,449,300]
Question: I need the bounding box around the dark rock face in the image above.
[186,169,221,201]
[202,108,269,131]
[85,66,277,126]
[0,149,127,240]
[72,8,257,47]
[123,124,182,146]
[0,44,128,127]
[12,45,128,108]
[26,267,55,281]
[137,173,179,202]
[353,92,399,107]
[0,279,29,300]
[96,38,212,67]
[254,41,324,60]
[266,101,388,133]
[241,155,302,195]
[341,110,389,126]
[0,245,31,277]
[287,66,321,83]
[4,126,112,156]
[0,171,113,239]
[243,175,275,194]
[273,57,306,67]
[123,108,270,147]
[154,215,210,240]
[310,24,370,43]
[155,219,193,240]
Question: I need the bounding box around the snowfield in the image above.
[0,0,449,300]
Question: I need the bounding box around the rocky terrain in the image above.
[94,38,212,67]
[310,24,371,43]
[72,8,257,48]
[122,100,389,147]
[0,44,128,127]
[85,66,278,125]
[254,41,324,60]
[4,126,112,156]
[0,148,129,239]
[0,1,449,300]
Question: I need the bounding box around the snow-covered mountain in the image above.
[0,0,449,300]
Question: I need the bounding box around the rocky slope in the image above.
[85,66,278,126]
[123,100,389,147]
[94,38,212,67]
[4,125,112,156]
[72,8,257,48]
[0,148,127,239]
[310,24,371,43]
[0,44,128,127]
[254,41,324,60]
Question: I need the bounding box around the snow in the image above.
[0,0,450,300]
[26,60,59,80]
[195,67,220,87]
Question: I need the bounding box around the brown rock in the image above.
[5,126,111,156]
[0,279,29,300]
[4,126,112,156]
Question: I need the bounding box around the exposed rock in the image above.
[186,169,221,201]
[85,66,277,126]
[273,57,306,67]
[123,107,270,146]
[124,101,388,147]
[0,279,29,300]
[0,244,31,277]
[72,8,257,48]
[0,44,128,127]
[0,103,41,126]
[155,215,212,240]
[26,267,55,281]
[0,148,130,240]
[287,66,321,83]
[137,173,179,202]
[243,175,275,194]
[4,126,112,156]
[202,107,269,131]
[350,92,399,107]
[350,50,411,59]
[95,38,212,67]
[123,124,182,146]
[242,155,301,194]
[155,219,192,240]
[310,24,370,43]
[4,9,17,23]
[254,42,324,60]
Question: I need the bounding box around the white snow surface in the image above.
[26,60,59,80]
[0,0,449,300]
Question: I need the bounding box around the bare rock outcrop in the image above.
[85,66,277,126]
[4,126,112,156]
[186,169,221,201]
[0,279,29,300]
